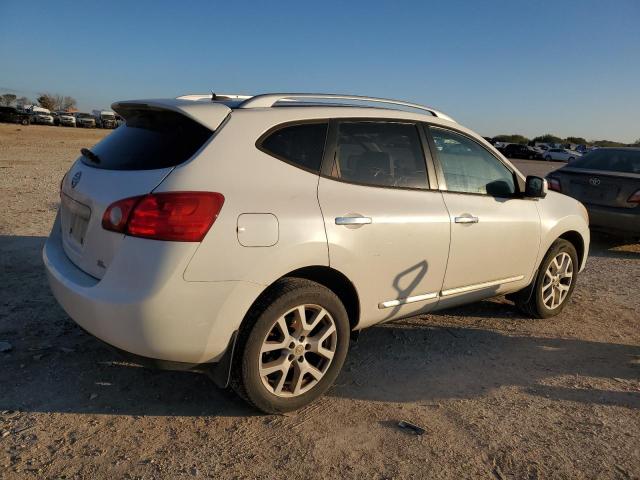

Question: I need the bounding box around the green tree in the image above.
[531,134,563,144]
[592,139,626,147]
[493,134,529,144]
[37,93,57,110]
[0,93,17,106]
[565,136,587,145]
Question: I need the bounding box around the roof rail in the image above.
[176,93,252,101]
[238,93,455,122]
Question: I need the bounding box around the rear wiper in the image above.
[81,147,101,164]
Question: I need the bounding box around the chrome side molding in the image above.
[378,292,438,309]
[440,275,524,297]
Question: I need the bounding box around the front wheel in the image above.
[513,239,578,318]
[232,278,350,413]
[545,156,552,161]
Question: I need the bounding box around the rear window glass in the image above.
[570,149,640,174]
[82,110,212,170]
[259,123,328,172]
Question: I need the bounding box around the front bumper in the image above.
[43,213,263,363]
[585,203,640,235]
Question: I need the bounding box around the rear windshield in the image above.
[83,109,213,170]
[570,149,640,174]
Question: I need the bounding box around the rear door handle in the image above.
[335,216,372,226]
[454,214,479,224]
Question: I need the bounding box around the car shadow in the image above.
[331,316,639,409]
[588,232,639,260]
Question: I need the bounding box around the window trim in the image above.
[425,124,524,198]
[255,119,330,175]
[319,118,434,191]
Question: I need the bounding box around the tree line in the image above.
[0,92,77,112]
[491,133,640,148]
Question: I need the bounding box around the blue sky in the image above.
[1,0,638,142]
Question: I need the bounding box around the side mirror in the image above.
[524,175,547,198]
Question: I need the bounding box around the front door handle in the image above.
[454,214,479,224]
[335,216,372,226]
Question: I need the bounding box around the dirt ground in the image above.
[1,124,639,479]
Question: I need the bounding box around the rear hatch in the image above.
[59,100,230,279]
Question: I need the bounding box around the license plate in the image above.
[61,194,91,247]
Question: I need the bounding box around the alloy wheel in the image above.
[542,252,573,309]
[259,304,337,397]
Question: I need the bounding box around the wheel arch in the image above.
[558,230,585,267]
[239,265,361,335]
[284,266,360,331]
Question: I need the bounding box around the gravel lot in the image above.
[1,124,639,479]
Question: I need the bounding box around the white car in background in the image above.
[58,112,76,127]
[544,148,582,162]
[44,92,590,413]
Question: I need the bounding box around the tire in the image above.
[568,157,574,162]
[545,156,551,161]
[528,155,533,160]
[513,239,578,319]
[231,278,350,414]
[21,118,28,126]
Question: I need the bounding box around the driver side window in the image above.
[430,127,516,197]
[329,121,429,189]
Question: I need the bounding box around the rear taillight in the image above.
[628,190,640,203]
[102,192,224,242]
[547,177,561,192]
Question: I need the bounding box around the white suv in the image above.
[44,93,590,413]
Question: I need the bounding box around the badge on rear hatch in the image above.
[71,171,82,188]
[589,177,600,186]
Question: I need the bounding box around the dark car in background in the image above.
[547,148,640,238]
[503,144,542,160]
[0,106,31,125]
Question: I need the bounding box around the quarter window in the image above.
[260,123,328,172]
[329,121,428,188]
[430,127,516,197]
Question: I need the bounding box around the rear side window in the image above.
[83,109,212,170]
[329,121,428,189]
[259,123,328,172]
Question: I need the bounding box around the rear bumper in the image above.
[585,203,640,235]
[43,213,263,363]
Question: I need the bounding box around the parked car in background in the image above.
[30,108,54,125]
[503,144,542,160]
[92,110,117,129]
[58,112,76,127]
[44,92,590,414]
[0,106,31,125]
[547,148,639,238]
[75,112,96,128]
[115,114,125,127]
[544,148,581,162]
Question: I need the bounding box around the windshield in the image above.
[102,113,115,118]
[77,113,92,118]
[570,149,640,174]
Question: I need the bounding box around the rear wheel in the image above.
[513,239,578,318]
[545,155,552,161]
[232,278,350,413]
